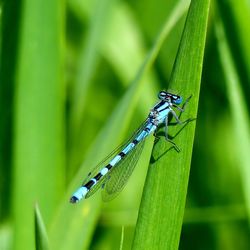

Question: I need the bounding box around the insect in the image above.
[70,91,191,203]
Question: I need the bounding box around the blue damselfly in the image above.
[70,91,191,203]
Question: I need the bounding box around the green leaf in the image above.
[216,0,250,82]
[119,226,125,250]
[69,0,118,171]
[132,0,210,249]
[49,1,189,249]
[214,11,250,222]
[34,204,49,250]
[0,0,21,221]
[67,1,158,176]
[12,0,65,249]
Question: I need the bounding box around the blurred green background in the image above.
[0,0,249,249]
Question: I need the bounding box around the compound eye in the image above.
[173,96,183,105]
[158,91,167,100]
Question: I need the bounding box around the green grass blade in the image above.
[0,0,22,221]
[49,87,143,250]
[217,0,250,82]
[132,0,210,249]
[12,0,65,249]
[102,0,190,86]
[69,0,117,159]
[214,12,250,222]
[35,204,49,250]
[119,226,125,250]
[67,1,158,176]
[49,3,188,248]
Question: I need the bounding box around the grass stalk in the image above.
[132,0,210,249]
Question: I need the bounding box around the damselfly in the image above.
[70,91,191,203]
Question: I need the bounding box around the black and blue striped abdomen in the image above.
[70,121,157,203]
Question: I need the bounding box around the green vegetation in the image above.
[0,0,249,249]
[133,0,210,249]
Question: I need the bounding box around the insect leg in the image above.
[164,114,180,152]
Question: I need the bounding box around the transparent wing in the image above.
[82,119,149,199]
[85,173,108,198]
[101,139,145,201]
